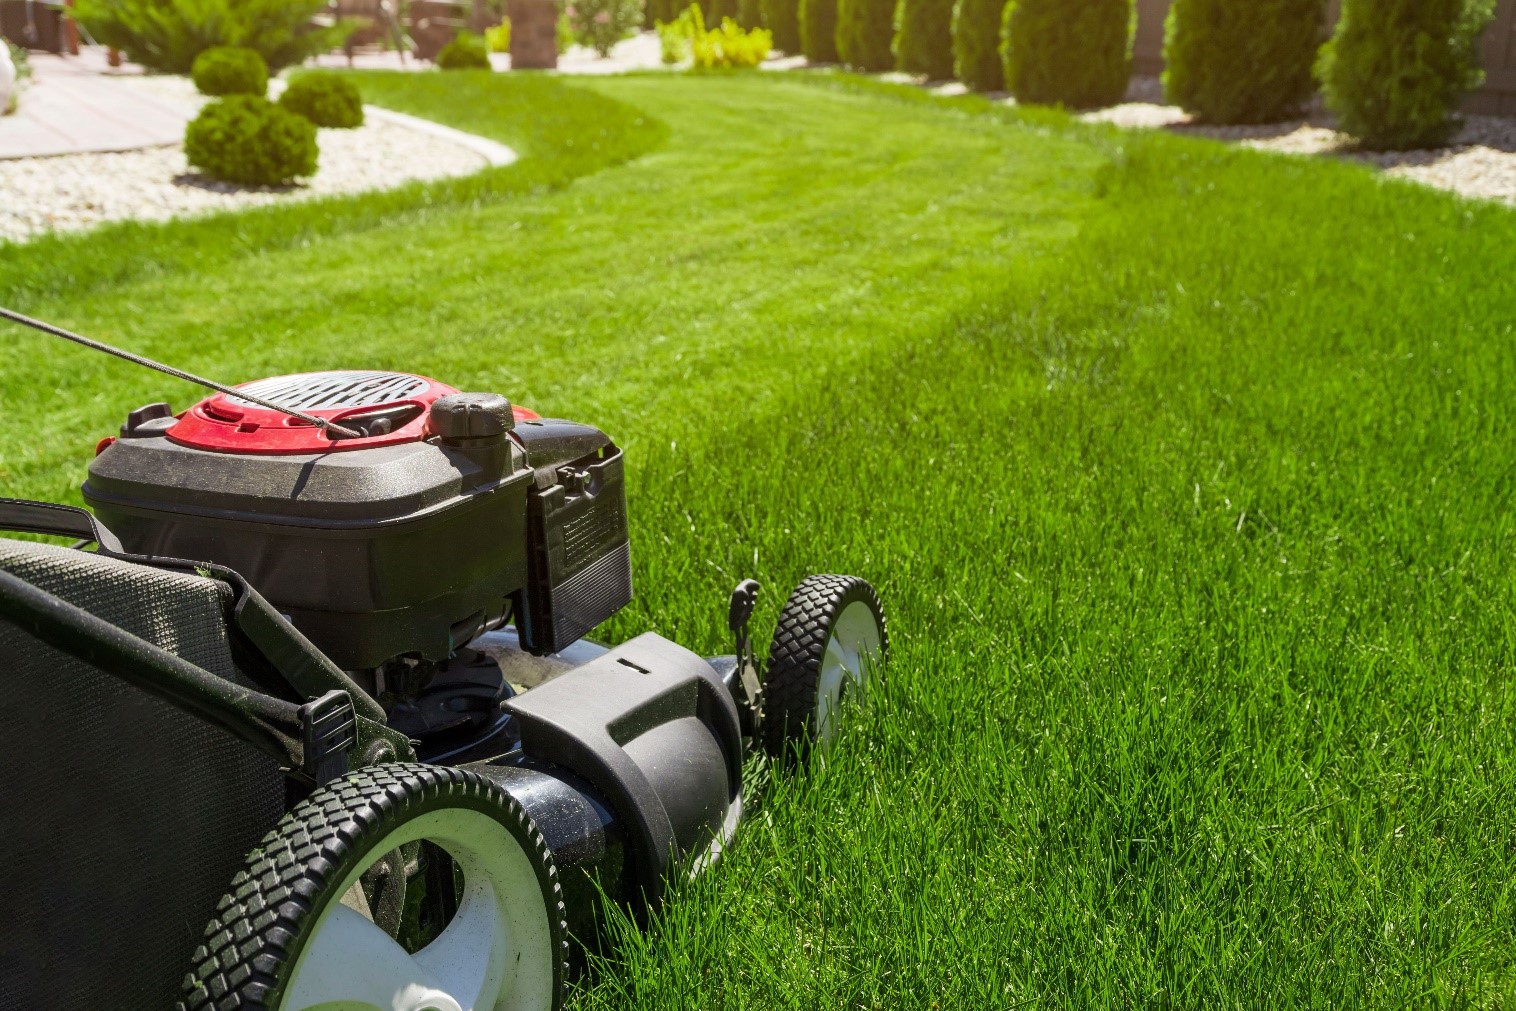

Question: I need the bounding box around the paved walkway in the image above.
[0,48,186,158]
[2,35,807,161]
[0,38,678,161]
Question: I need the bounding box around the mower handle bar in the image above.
[0,498,125,553]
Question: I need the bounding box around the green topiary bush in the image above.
[1318,0,1495,150]
[1163,0,1324,124]
[73,0,349,73]
[835,0,893,70]
[952,0,1005,91]
[190,46,268,96]
[896,0,954,78]
[762,0,801,51]
[185,95,317,186]
[1000,0,1131,109]
[278,71,364,128]
[800,0,838,60]
[437,32,492,68]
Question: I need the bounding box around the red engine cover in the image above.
[166,371,538,454]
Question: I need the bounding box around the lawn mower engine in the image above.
[85,371,634,747]
[87,370,628,667]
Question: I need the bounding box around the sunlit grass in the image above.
[4,69,1515,1006]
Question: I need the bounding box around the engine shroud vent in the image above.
[227,371,431,411]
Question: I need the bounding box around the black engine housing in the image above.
[84,410,632,670]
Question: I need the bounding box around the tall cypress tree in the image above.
[647,0,681,24]
[1164,0,1325,123]
[1318,0,1494,148]
[800,0,840,60]
[836,0,895,70]
[952,0,1005,91]
[764,0,803,51]
[896,0,955,78]
[1001,0,1131,109]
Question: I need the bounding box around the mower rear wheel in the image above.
[180,763,567,1011]
[760,574,887,761]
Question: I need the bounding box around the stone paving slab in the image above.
[0,50,187,159]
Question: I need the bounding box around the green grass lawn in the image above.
[5,70,1516,1006]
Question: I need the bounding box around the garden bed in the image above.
[1082,75,1516,204]
[0,74,494,243]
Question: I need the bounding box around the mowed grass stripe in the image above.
[587,89,1516,1006]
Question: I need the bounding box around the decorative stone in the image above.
[508,0,559,69]
[0,76,501,244]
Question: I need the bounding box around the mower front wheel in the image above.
[180,763,567,1011]
[761,574,887,761]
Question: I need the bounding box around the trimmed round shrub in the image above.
[278,72,364,128]
[1000,0,1131,109]
[953,0,1005,92]
[800,0,839,60]
[437,32,491,69]
[1318,0,1495,150]
[835,0,894,70]
[185,95,317,186]
[1164,0,1325,124]
[190,46,268,97]
[763,0,801,51]
[896,0,954,78]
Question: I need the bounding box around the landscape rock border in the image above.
[0,74,514,244]
[1082,75,1516,206]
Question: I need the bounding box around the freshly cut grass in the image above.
[4,70,1516,1007]
[0,73,662,309]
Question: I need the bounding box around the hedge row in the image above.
[762,0,1496,151]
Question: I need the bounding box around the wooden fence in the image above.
[1134,0,1516,115]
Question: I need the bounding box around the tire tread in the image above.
[759,574,887,759]
[179,763,568,1011]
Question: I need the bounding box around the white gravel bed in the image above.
[0,75,491,244]
[1083,75,1516,205]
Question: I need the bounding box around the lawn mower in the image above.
[0,309,887,1011]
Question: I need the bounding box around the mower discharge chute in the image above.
[0,366,886,1011]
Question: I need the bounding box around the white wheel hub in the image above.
[283,807,555,1011]
[814,599,883,746]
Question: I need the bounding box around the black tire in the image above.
[760,574,887,761]
[180,762,568,1011]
